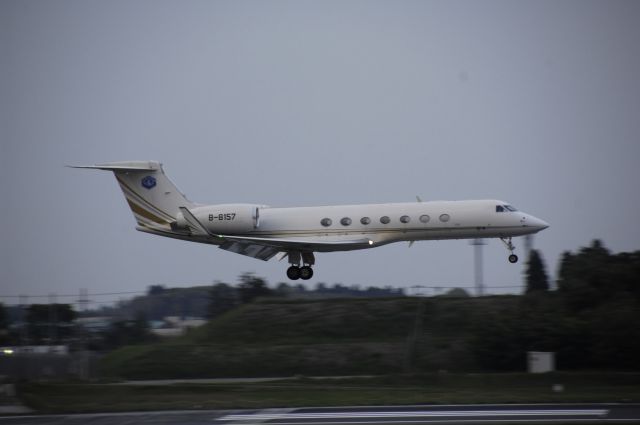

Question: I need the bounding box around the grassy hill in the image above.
[192,297,418,344]
[21,372,640,412]
[100,295,521,379]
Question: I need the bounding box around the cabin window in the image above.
[439,213,450,222]
[496,205,504,213]
[320,218,332,227]
[380,216,390,224]
[340,217,352,226]
[400,215,411,224]
[419,214,430,223]
[360,217,371,225]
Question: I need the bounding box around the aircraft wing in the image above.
[217,239,281,261]
[217,235,373,261]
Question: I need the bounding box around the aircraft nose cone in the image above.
[531,216,549,231]
[521,214,549,231]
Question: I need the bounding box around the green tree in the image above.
[0,303,6,329]
[441,288,471,298]
[102,312,157,349]
[557,250,599,310]
[471,305,524,370]
[0,303,8,344]
[525,249,549,293]
[590,298,640,369]
[553,240,640,369]
[147,285,166,296]
[557,239,640,309]
[26,304,76,343]
[237,273,273,303]
[207,283,239,318]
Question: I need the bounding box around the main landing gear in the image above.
[501,237,519,263]
[287,265,314,280]
[286,251,315,280]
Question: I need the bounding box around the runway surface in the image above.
[1,404,639,424]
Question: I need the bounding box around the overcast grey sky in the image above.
[2,0,640,305]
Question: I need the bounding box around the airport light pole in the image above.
[470,238,486,296]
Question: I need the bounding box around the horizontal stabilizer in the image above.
[67,161,160,172]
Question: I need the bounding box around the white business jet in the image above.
[71,161,549,280]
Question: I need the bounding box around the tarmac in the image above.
[1,404,640,424]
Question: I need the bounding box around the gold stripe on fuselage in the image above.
[126,199,170,226]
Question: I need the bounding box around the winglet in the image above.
[178,207,211,237]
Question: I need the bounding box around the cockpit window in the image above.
[504,205,518,212]
[496,205,517,213]
[496,205,504,212]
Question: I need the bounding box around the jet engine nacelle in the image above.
[176,204,262,234]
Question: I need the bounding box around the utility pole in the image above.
[77,289,90,380]
[19,295,29,380]
[19,295,29,347]
[78,288,89,312]
[470,238,486,296]
[49,293,57,345]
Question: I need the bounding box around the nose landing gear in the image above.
[501,237,519,263]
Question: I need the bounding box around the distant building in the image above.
[528,351,555,373]
[151,316,207,337]
[75,316,112,333]
[1,345,69,355]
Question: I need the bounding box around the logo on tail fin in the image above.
[141,176,156,189]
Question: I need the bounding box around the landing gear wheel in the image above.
[286,266,301,280]
[300,266,314,280]
[501,237,518,264]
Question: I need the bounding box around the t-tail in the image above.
[68,161,194,231]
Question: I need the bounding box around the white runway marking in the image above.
[219,421,640,425]
[225,408,295,424]
[218,408,609,422]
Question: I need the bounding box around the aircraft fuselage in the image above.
[170,200,547,251]
[71,161,549,280]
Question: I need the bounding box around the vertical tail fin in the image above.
[69,161,194,228]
